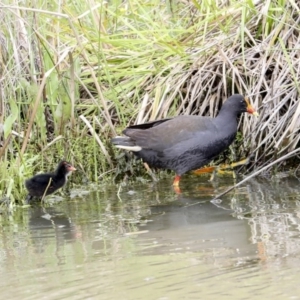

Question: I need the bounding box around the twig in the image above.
[0,134,12,159]
[41,178,52,203]
[19,47,72,158]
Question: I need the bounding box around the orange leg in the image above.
[173,174,181,186]
[193,158,251,176]
[173,175,182,194]
[193,166,216,175]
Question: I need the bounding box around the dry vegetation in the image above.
[0,0,299,204]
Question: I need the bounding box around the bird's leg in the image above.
[194,157,251,180]
[193,166,216,175]
[173,174,181,186]
[217,157,251,179]
[173,175,182,194]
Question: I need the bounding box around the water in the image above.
[1,174,300,299]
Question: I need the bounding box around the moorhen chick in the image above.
[25,160,76,203]
[111,94,258,190]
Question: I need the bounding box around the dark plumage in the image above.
[111,94,258,189]
[25,161,76,203]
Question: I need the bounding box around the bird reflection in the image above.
[28,206,80,265]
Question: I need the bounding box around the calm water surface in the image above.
[1,175,300,299]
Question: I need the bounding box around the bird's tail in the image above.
[111,136,141,152]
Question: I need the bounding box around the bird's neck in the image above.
[55,169,68,180]
[215,109,239,131]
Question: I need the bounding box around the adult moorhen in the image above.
[25,160,76,203]
[111,94,258,190]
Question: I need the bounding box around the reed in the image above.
[0,0,299,205]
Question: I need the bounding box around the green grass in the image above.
[0,0,300,206]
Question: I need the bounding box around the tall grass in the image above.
[0,0,299,205]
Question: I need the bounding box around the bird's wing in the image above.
[29,173,53,184]
[124,115,216,152]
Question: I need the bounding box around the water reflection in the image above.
[0,175,299,299]
[231,176,300,260]
[29,206,77,242]
[137,199,256,258]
